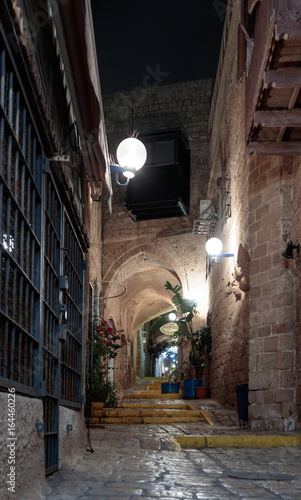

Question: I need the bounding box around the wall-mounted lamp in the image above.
[205,237,234,264]
[110,137,147,186]
[282,240,300,259]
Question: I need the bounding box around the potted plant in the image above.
[164,281,211,398]
[148,282,212,397]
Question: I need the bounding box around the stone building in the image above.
[1,0,301,497]
[101,0,301,433]
[0,0,111,496]
[206,0,301,432]
[101,79,214,389]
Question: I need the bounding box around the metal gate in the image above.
[42,170,60,475]
[0,33,83,476]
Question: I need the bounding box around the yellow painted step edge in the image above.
[174,434,301,449]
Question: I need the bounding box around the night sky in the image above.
[91,0,228,95]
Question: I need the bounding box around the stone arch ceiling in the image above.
[103,252,182,333]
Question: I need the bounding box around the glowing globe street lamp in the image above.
[110,137,147,186]
[205,237,234,264]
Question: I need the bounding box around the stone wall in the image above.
[247,156,297,431]
[59,407,86,469]
[207,2,250,408]
[292,160,301,423]
[102,80,214,390]
[207,0,301,429]
[0,394,45,500]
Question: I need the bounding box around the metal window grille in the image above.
[221,163,231,234]
[84,284,93,419]
[60,214,83,406]
[0,46,42,396]
[0,35,83,475]
[42,171,60,475]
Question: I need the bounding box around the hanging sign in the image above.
[160,322,178,335]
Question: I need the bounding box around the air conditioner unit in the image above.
[199,200,212,218]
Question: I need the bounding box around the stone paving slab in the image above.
[41,430,301,500]
[13,397,297,500]
[38,398,301,500]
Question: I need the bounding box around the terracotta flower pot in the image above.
[195,386,208,399]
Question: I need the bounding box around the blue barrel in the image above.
[161,382,180,394]
[183,379,202,398]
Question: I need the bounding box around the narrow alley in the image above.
[42,387,301,500]
[1,1,301,498]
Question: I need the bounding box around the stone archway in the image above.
[101,252,182,387]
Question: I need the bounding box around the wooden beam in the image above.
[288,87,300,109]
[248,0,260,14]
[246,141,301,155]
[265,68,301,88]
[276,12,301,41]
[276,126,286,142]
[254,109,301,127]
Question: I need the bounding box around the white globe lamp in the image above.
[116,137,147,179]
[205,237,223,256]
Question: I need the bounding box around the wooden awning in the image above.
[55,0,113,201]
[245,0,301,155]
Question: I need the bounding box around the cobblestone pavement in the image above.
[38,399,301,500]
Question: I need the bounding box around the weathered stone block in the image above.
[274,389,294,403]
[279,334,294,350]
[249,338,264,354]
[280,370,295,389]
[249,220,262,236]
[257,299,271,313]
[249,312,263,327]
[251,325,271,338]
[272,322,293,334]
[260,255,272,272]
[271,292,293,308]
[249,193,262,212]
[261,280,277,297]
[257,228,272,245]
[259,352,276,370]
[264,336,279,352]
[296,387,301,405]
[249,284,261,298]
[263,390,275,404]
[275,305,294,323]
[249,371,279,390]
[274,351,293,370]
[281,402,296,419]
[260,403,282,419]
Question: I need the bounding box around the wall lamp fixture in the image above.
[282,240,300,259]
[206,237,234,264]
[110,137,147,186]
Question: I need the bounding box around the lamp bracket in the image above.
[109,164,137,187]
[211,253,234,264]
[110,164,124,173]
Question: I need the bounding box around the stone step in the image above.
[93,409,202,418]
[121,392,182,399]
[90,415,203,424]
[90,401,213,425]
